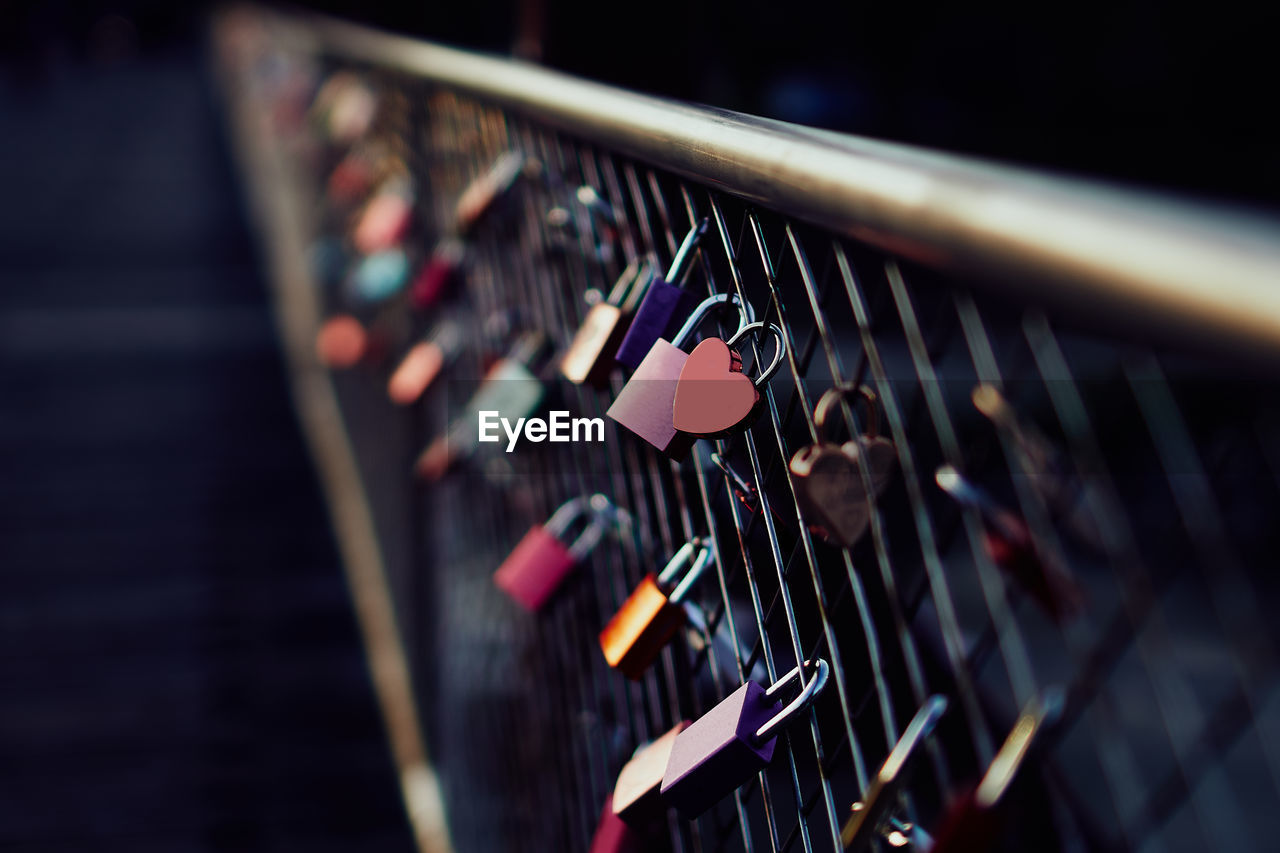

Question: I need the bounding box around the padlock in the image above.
[315,313,367,368]
[492,494,618,612]
[840,694,948,851]
[929,689,1063,853]
[560,255,653,387]
[310,71,377,144]
[415,331,549,480]
[611,721,689,828]
[606,293,750,460]
[349,247,410,304]
[935,465,1085,622]
[660,658,829,817]
[615,219,708,369]
[353,177,414,254]
[790,384,897,548]
[546,184,620,264]
[971,383,1104,553]
[599,538,714,679]
[387,320,463,405]
[670,321,786,438]
[588,794,641,853]
[409,237,466,312]
[454,150,526,235]
[327,144,402,207]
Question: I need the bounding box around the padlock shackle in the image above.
[935,465,1025,543]
[544,493,627,560]
[654,537,715,604]
[755,658,830,743]
[814,383,880,442]
[665,218,709,286]
[575,184,618,226]
[710,451,758,506]
[670,293,755,350]
[840,694,949,851]
[975,687,1064,808]
[606,255,657,312]
[724,322,786,389]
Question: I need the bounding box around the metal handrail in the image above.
[271,11,1280,359]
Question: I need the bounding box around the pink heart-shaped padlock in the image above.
[671,338,760,436]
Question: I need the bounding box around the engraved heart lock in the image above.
[789,384,897,547]
[670,321,786,437]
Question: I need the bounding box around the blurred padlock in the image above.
[606,293,749,460]
[972,384,1104,552]
[599,538,714,679]
[493,494,621,612]
[546,184,620,264]
[670,321,786,438]
[660,658,829,817]
[560,255,653,388]
[615,219,708,369]
[454,150,526,235]
[935,465,1084,622]
[928,689,1063,853]
[315,313,368,368]
[327,144,402,207]
[611,721,689,828]
[790,384,897,548]
[840,695,948,851]
[588,794,641,853]
[349,247,410,304]
[415,331,549,480]
[409,237,466,312]
[387,320,463,405]
[310,71,377,144]
[353,177,414,254]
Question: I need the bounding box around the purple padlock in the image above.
[606,293,750,460]
[615,219,708,369]
[660,658,829,818]
[493,494,620,612]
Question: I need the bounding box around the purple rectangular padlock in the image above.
[615,219,707,369]
[659,659,829,818]
[659,681,780,818]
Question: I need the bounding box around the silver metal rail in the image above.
[281,12,1280,358]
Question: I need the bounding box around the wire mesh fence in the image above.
[219,12,1280,853]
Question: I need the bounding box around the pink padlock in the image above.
[493,494,622,612]
[606,294,751,460]
[589,795,641,853]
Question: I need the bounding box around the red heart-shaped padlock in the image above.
[671,338,760,436]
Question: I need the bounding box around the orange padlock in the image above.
[599,538,714,679]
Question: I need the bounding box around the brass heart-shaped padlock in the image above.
[790,385,896,547]
[671,321,785,438]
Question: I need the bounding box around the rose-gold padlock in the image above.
[599,538,714,679]
[493,494,622,612]
[606,293,751,460]
[611,721,689,828]
[559,255,653,388]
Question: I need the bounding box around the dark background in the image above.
[9,1,1274,207]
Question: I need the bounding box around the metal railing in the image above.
[218,8,1280,853]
